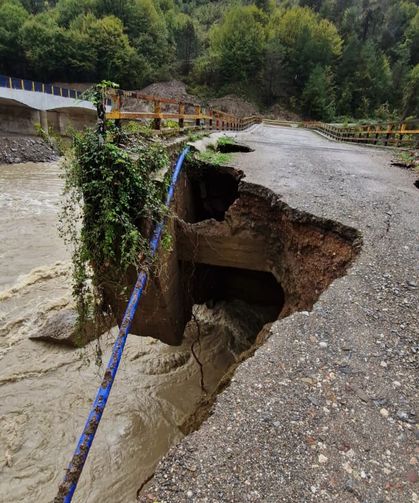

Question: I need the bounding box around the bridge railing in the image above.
[0,74,87,100]
[263,118,419,148]
[304,120,419,148]
[105,89,261,132]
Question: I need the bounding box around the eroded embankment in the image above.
[126,156,363,494]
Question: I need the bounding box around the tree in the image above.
[83,15,144,86]
[272,6,342,92]
[302,65,336,120]
[20,13,67,79]
[403,63,419,117]
[260,35,288,104]
[0,0,29,75]
[208,5,266,83]
[55,0,95,27]
[173,13,199,74]
[352,41,392,116]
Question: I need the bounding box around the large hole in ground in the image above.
[103,157,363,499]
[186,164,241,222]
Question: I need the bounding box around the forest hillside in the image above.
[1,0,418,120]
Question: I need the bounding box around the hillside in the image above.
[0,0,418,121]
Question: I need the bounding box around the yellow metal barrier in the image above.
[263,118,419,148]
[105,88,261,132]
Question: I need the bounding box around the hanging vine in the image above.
[59,82,170,338]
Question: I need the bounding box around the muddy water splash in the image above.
[0,162,267,502]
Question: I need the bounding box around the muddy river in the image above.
[0,162,267,503]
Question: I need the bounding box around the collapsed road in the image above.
[140,124,419,502]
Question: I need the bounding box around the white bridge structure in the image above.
[0,75,109,135]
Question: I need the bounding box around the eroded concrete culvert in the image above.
[113,159,362,350]
[105,160,362,492]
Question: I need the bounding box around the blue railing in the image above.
[0,74,114,107]
[0,74,85,100]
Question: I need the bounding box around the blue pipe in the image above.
[56,146,190,503]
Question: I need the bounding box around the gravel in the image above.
[0,136,58,164]
[140,125,418,502]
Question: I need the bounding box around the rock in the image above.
[380,408,390,418]
[354,387,369,403]
[29,308,108,347]
[318,454,328,464]
[407,470,418,484]
[0,135,59,164]
[396,411,415,424]
[319,341,328,349]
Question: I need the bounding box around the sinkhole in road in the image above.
[104,157,363,499]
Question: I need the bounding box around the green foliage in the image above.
[186,131,209,142]
[271,6,342,91]
[209,5,266,84]
[60,120,169,328]
[34,123,68,155]
[403,63,419,118]
[196,149,232,165]
[0,0,418,121]
[217,135,235,147]
[123,120,154,138]
[302,65,336,121]
[0,0,29,74]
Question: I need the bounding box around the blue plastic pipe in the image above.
[56,146,190,503]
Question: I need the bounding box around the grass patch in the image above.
[196,149,232,165]
[217,135,236,148]
[187,131,209,142]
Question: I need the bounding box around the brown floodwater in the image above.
[0,162,266,502]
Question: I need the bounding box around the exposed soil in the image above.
[0,136,58,164]
[139,80,198,104]
[265,103,302,122]
[208,95,259,117]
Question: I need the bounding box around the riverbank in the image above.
[0,136,59,164]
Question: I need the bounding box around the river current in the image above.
[0,162,259,502]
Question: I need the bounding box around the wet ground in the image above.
[141,125,419,502]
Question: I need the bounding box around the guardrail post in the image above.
[398,123,405,147]
[384,123,393,146]
[374,125,380,145]
[179,102,185,130]
[153,100,161,130]
[195,105,201,128]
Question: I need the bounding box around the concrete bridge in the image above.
[0,75,106,135]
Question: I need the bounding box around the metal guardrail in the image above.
[0,74,84,99]
[106,88,262,132]
[263,118,419,148]
[304,121,419,148]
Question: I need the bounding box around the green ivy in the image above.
[60,122,169,333]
